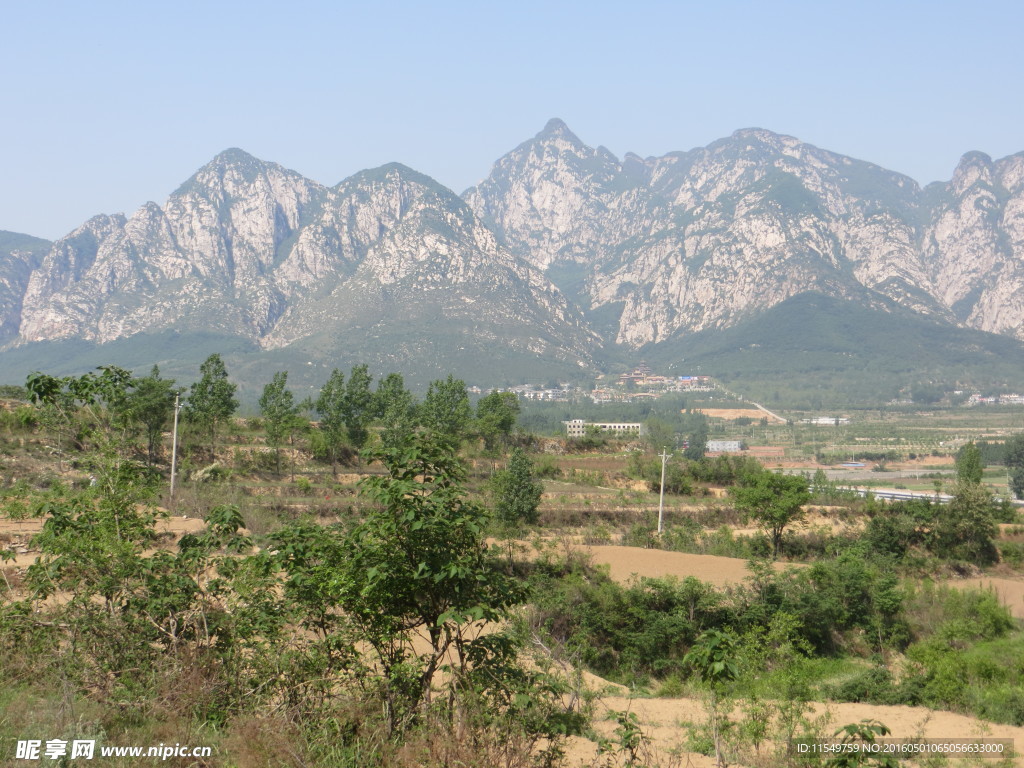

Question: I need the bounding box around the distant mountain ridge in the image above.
[465,119,1024,346]
[2,121,1024,392]
[3,150,597,378]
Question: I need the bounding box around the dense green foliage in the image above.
[955,441,984,484]
[374,372,417,450]
[528,548,909,684]
[183,354,238,455]
[1,427,577,766]
[1007,434,1024,499]
[731,471,811,558]
[6,358,1024,766]
[475,390,521,451]
[124,365,177,463]
[419,375,471,440]
[491,448,544,527]
[259,371,298,475]
[315,368,349,470]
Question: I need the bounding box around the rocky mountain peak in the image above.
[172,147,322,202]
[730,127,783,143]
[949,150,996,196]
[212,146,262,166]
[4,126,1024,381]
[537,117,578,141]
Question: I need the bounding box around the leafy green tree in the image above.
[475,391,520,452]
[684,629,739,768]
[932,480,999,565]
[731,470,811,558]
[341,364,374,449]
[825,720,899,768]
[374,372,417,450]
[684,420,709,461]
[26,366,136,469]
[259,371,297,475]
[491,448,543,527]
[1005,434,1024,499]
[628,452,692,495]
[315,368,347,472]
[420,374,471,441]
[1012,468,1024,501]
[334,431,523,732]
[183,354,238,457]
[16,455,170,686]
[26,372,80,470]
[125,365,177,464]
[644,417,675,452]
[10,452,277,711]
[955,441,984,485]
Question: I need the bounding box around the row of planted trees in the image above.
[22,355,527,477]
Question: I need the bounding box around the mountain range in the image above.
[2,119,1023,402]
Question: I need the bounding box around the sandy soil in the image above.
[949,577,1024,619]
[564,694,1024,766]
[697,408,786,424]
[582,545,805,586]
[583,543,1024,620]
[0,514,208,568]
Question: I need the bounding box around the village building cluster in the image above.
[474,363,719,404]
[967,393,1024,406]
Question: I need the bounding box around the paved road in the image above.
[748,401,787,424]
[779,467,955,482]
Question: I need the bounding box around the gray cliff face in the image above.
[466,124,963,346]
[464,119,651,270]
[5,154,596,369]
[264,163,598,367]
[924,151,1024,337]
[4,122,1024,366]
[18,150,326,343]
[0,231,51,343]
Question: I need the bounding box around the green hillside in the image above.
[639,292,1024,407]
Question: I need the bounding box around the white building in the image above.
[706,440,744,453]
[563,419,644,438]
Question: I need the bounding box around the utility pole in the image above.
[658,449,670,534]
[169,393,181,507]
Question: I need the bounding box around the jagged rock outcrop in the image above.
[5,152,596,372]
[262,163,598,367]
[3,121,1024,377]
[0,231,51,343]
[466,121,979,346]
[18,150,326,343]
[924,151,1024,337]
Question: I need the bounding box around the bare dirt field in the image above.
[582,545,805,586]
[949,577,1024,619]
[582,544,1024,619]
[0,514,208,569]
[697,408,786,424]
[565,694,1024,766]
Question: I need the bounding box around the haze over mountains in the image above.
[2,119,1024,396]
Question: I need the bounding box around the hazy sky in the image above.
[3,0,1022,240]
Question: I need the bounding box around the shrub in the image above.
[532,454,561,479]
